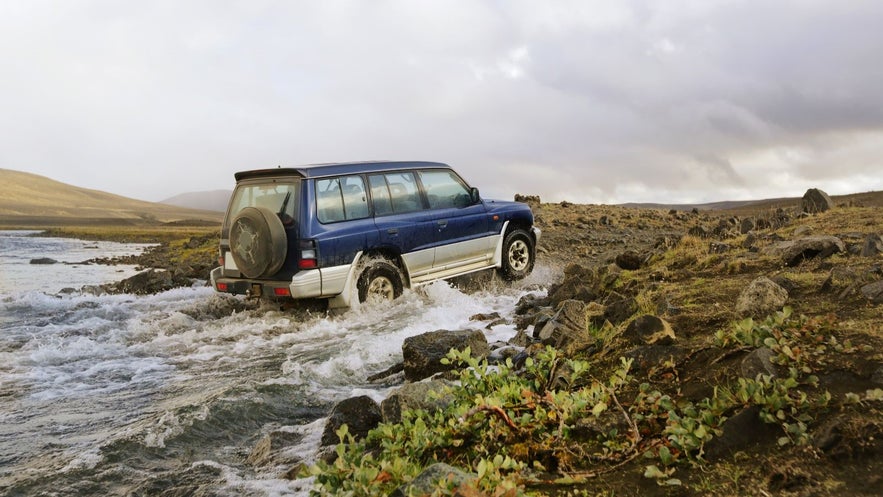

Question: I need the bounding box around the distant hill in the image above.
[0,168,223,226]
[160,190,231,213]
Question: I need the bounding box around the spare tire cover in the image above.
[229,207,287,278]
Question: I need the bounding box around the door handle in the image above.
[437,220,448,227]
[387,228,399,235]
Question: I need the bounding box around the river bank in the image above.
[13,195,883,496]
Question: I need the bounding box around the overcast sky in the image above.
[2,1,882,204]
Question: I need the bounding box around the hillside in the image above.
[160,189,231,213]
[0,168,222,226]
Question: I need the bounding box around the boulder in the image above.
[391,463,474,497]
[622,315,676,346]
[402,329,489,382]
[320,395,382,447]
[764,236,846,267]
[381,380,453,423]
[860,280,883,305]
[799,188,834,214]
[861,234,883,257]
[602,297,637,326]
[735,277,788,318]
[740,218,755,234]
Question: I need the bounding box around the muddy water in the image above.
[1,250,552,496]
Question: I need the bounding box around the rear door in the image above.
[369,172,436,278]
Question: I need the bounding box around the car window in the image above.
[369,174,393,216]
[225,181,298,233]
[316,175,369,223]
[418,170,472,209]
[384,172,422,213]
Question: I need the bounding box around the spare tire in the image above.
[229,207,287,278]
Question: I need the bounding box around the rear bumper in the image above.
[210,263,353,300]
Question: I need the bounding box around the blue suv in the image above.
[210,161,539,308]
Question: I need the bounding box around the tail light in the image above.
[298,239,318,269]
[218,251,225,267]
[217,282,229,292]
[273,287,291,297]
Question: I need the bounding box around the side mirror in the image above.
[470,187,481,204]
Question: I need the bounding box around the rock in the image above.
[614,250,642,270]
[536,300,593,354]
[770,275,798,295]
[740,347,780,379]
[623,344,685,373]
[709,242,731,254]
[381,380,453,423]
[320,395,382,447]
[688,225,708,238]
[402,329,489,382]
[861,234,883,257]
[105,269,192,295]
[247,430,303,466]
[735,277,788,318]
[860,280,883,304]
[764,236,846,267]
[29,257,58,265]
[740,218,755,234]
[793,225,813,237]
[799,188,834,214]
[391,463,474,497]
[469,312,501,322]
[514,194,541,207]
[705,406,780,461]
[622,315,676,346]
[742,232,758,249]
[602,297,637,326]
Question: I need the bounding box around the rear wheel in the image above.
[229,207,287,278]
[357,261,404,304]
[499,228,535,280]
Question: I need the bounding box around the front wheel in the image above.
[357,261,404,304]
[499,229,535,280]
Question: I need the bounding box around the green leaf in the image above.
[592,401,608,417]
[644,465,666,479]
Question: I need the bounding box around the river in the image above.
[0,231,550,496]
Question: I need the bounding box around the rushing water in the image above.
[0,233,551,496]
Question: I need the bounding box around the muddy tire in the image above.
[499,228,534,280]
[229,207,287,279]
[357,261,404,304]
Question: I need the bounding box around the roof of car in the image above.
[234,161,451,181]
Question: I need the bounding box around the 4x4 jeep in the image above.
[210,161,539,308]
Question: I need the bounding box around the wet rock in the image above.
[402,329,489,382]
[764,236,846,266]
[862,234,883,257]
[508,328,535,347]
[799,188,834,214]
[860,280,883,304]
[321,395,382,447]
[104,268,192,295]
[391,463,474,497]
[735,277,788,318]
[740,347,781,379]
[469,311,501,322]
[29,257,58,265]
[622,315,676,346]
[614,250,643,270]
[248,430,303,466]
[381,380,453,423]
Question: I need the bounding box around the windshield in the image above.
[223,180,299,235]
